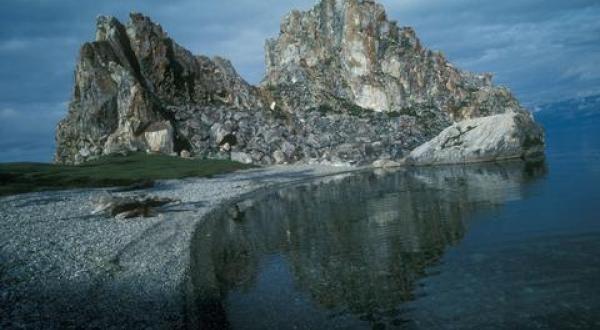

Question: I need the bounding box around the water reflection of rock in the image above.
[189,161,546,327]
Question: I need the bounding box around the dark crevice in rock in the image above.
[441,125,478,149]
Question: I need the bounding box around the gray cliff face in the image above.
[55,1,544,166]
[263,0,522,120]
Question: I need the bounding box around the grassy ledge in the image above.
[0,153,255,197]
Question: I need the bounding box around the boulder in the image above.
[220,143,231,152]
[263,0,521,120]
[230,152,253,164]
[281,141,296,159]
[180,150,192,158]
[210,123,234,146]
[405,112,545,165]
[372,159,403,168]
[272,150,287,164]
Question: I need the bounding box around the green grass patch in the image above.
[0,153,254,197]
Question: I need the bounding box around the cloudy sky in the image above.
[0,0,599,162]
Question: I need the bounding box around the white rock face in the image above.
[406,112,545,165]
[144,121,174,154]
[354,84,388,111]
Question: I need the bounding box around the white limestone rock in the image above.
[406,112,545,165]
[144,121,175,154]
[55,2,545,167]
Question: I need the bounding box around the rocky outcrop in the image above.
[406,112,545,165]
[55,14,261,164]
[263,0,521,120]
[55,1,544,166]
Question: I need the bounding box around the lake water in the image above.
[190,111,600,329]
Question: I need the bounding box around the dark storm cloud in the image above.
[0,0,598,162]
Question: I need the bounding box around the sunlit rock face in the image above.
[264,0,522,119]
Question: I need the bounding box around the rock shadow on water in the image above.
[188,160,547,329]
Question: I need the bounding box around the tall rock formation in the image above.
[55,14,261,164]
[263,0,520,120]
[55,1,544,166]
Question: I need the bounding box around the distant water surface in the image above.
[190,111,600,329]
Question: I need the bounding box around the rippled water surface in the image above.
[190,113,600,329]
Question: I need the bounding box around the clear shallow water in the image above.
[190,113,600,329]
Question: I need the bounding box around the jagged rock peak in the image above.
[98,13,261,108]
[264,0,521,120]
[55,13,262,164]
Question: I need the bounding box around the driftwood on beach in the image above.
[92,193,178,219]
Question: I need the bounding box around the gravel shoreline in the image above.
[0,164,358,328]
